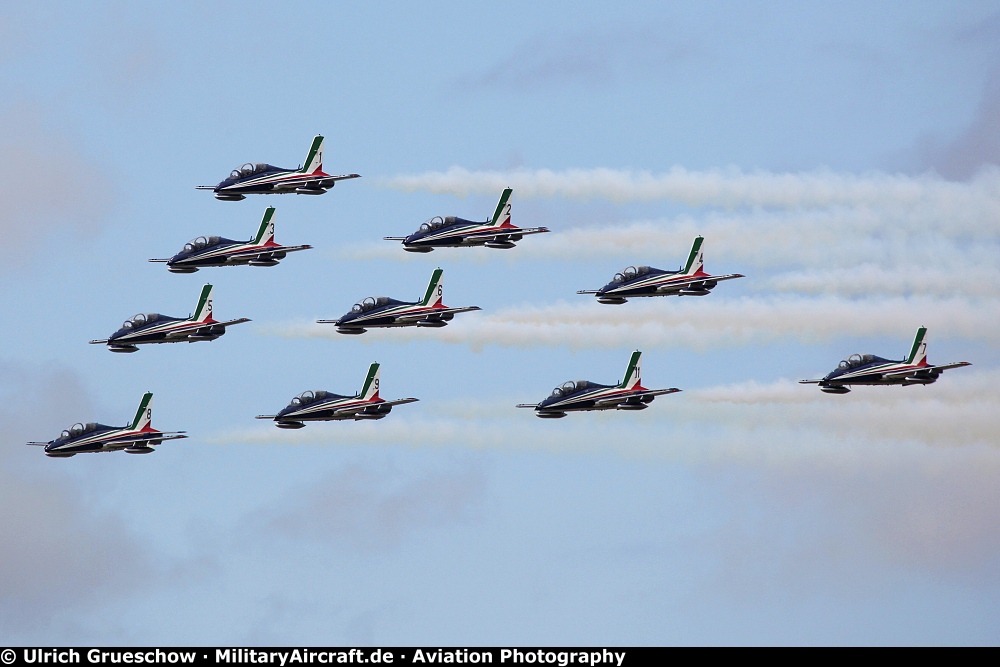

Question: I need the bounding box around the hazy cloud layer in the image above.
[383,165,1000,209]
[0,364,149,632]
[263,296,999,352]
[253,463,485,551]
[0,107,113,262]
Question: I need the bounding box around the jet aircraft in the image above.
[89,284,250,352]
[516,350,681,418]
[149,207,311,273]
[256,362,418,429]
[196,135,359,201]
[577,236,743,304]
[318,268,480,335]
[800,327,971,394]
[383,188,549,252]
[25,392,186,457]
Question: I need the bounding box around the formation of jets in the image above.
[25,135,974,455]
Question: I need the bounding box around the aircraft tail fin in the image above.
[251,207,277,245]
[907,327,929,366]
[683,236,706,275]
[129,392,154,432]
[619,350,644,390]
[488,188,513,227]
[420,268,445,307]
[300,135,324,174]
[360,362,381,401]
[191,284,215,323]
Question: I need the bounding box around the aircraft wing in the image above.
[195,186,216,190]
[255,415,277,420]
[102,433,188,446]
[576,290,600,295]
[593,388,681,408]
[223,244,313,259]
[148,258,171,263]
[272,173,361,190]
[164,318,251,339]
[656,273,745,291]
[881,362,972,379]
[798,379,824,384]
[89,339,109,344]
[515,403,539,409]
[394,306,482,323]
[25,442,49,446]
[383,237,408,241]
[332,397,419,418]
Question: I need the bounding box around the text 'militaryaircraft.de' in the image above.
[383,188,549,252]
[577,236,743,304]
[149,207,311,273]
[256,362,418,429]
[25,393,186,457]
[89,284,250,353]
[318,268,480,335]
[799,327,971,394]
[516,351,681,418]
[196,135,359,201]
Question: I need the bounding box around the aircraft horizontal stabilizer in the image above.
[881,361,971,379]
[218,318,252,327]
[380,398,419,407]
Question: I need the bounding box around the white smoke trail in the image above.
[383,165,1000,211]
[261,296,1000,351]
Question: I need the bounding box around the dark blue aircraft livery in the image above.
[26,392,187,457]
[517,351,681,418]
[800,327,971,394]
[256,362,418,429]
[383,188,549,252]
[578,236,743,304]
[89,284,250,353]
[318,268,480,335]
[197,135,359,201]
[149,207,311,273]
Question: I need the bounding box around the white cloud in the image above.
[261,296,1000,351]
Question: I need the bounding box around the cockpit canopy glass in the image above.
[352,296,390,313]
[64,422,97,438]
[122,313,160,330]
[612,266,650,283]
[289,390,330,406]
[838,353,875,370]
[230,163,276,180]
[419,216,448,232]
[183,236,222,253]
[551,380,589,397]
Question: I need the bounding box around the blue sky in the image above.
[2,1,1000,645]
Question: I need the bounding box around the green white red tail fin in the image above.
[683,236,706,276]
[489,188,513,228]
[907,327,928,366]
[192,284,215,323]
[301,135,324,174]
[130,392,154,432]
[252,207,277,245]
[619,350,644,390]
[420,268,445,307]
[360,363,381,401]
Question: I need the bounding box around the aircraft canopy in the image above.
[612,266,651,283]
[550,380,590,397]
[352,296,398,313]
[230,163,278,179]
[289,390,332,406]
[62,422,99,439]
[184,236,223,253]
[839,353,875,370]
[121,313,162,329]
